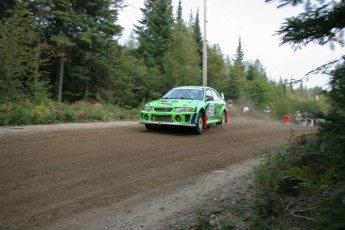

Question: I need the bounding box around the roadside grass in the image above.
[186,131,345,230]
[0,101,141,126]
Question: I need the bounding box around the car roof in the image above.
[173,86,213,90]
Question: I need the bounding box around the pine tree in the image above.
[50,0,123,101]
[246,59,268,81]
[207,44,227,91]
[135,0,174,71]
[163,16,201,89]
[0,0,16,21]
[192,9,203,62]
[266,0,345,51]
[176,0,183,21]
[0,1,45,102]
[234,37,245,72]
[226,37,247,100]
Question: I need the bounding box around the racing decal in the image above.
[191,112,197,124]
[191,103,201,125]
[214,104,223,116]
[206,103,215,119]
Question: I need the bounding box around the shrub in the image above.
[312,189,345,230]
[250,132,341,229]
[9,104,31,125]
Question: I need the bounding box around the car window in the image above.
[191,89,204,100]
[211,90,222,101]
[163,88,202,100]
[162,89,177,99]
[205,89,213,101]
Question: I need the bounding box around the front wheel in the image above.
[193,112,204,135]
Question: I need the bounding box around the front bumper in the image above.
[139,111,198,127]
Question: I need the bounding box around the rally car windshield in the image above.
[162,88,204,100]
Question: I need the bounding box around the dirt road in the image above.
[0,118,314,230]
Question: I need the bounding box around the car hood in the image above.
[145,99,203,108]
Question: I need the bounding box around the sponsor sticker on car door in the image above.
[207,103,214,119]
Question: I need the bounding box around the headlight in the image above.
[144,106,152,112]
[175,107,194,113]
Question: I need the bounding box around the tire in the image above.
[216,111,226,126]
[193,112,204,135]
[145,124,158,131]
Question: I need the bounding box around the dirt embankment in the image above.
[0,118,315,229]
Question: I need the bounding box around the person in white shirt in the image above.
[264,106,271,119]
[243,106,249,114]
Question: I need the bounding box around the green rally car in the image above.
[139,86,228,135]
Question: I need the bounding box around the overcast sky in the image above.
[118,0,344,89]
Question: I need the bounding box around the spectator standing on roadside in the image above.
[243,105,249,114]
[294,111,302,125]
[264,106,271,119]
[284,113,291,124]
[227,99,234,108]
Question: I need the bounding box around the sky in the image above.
[117,0,344,89]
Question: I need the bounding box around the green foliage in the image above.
[246,59,268,81]
[163,20,201,89]
[234,37,245,72]
[218,216,237,230]
[249,130,344,228]
[193,204,217,230]
[247,78,276,108]
[281,166,335,192]
[207,45,227,91]
[314,64,345,178]
[0,103,31,126]
[267,0,345,50]
[135,0,174,71]
[0,1,50,103]
[191,10,203,61]
[0,101,140,126]
[312,189,345,230]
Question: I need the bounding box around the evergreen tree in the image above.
[0,0,16,21]
[226,38,247,100]
[224,69,239,100]
[266,0,345,52]
[207,44,227,91]
[246,59,268,81]
[111,45,150,107]
[234,37,246,72]
[3,0,125,102]
[245,60,273,108]
[192,9,203,62]
[163,17,201,89]
[187,9,194,28]
[176,0,183,21]
[247,77,276,108]
[135,0,174,71]
[0,1,48,102]
[56,0,123,101]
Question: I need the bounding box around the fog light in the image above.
[175,115,182,122]
[144,114,149,120]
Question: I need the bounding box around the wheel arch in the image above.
[198,108,207,129]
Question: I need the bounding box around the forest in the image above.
[1,0,345,228]
[0,0,329,125]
